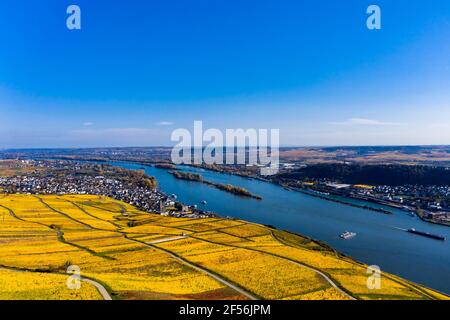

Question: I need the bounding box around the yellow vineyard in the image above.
[0,194,448,300]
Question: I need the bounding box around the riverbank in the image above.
[123,160,450,225]
[180,163,395,215]
[290,187,394,215]
[104,159,450,227]
[288,185,450,228]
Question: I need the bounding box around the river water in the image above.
[110,161,450,294]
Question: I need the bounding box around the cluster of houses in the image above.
[371,185,450,224]
[324,182,450,224]
[0,160,214,218]
[0,174,166,213]
[289,179,450,225]
[372,185,450,210]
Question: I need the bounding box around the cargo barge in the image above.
[407,228,446,241]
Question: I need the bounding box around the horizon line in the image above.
[2,144,450,151]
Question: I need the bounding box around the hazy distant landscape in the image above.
[4,145,450,166]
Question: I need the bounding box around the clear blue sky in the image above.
[0,0,449,148]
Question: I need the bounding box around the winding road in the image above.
[0,266,112,300]
[132,234,354,300]
[82,278,112,300]
[125,236,259,300]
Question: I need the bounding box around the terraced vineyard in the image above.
[0,194,448,300]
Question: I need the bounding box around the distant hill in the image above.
[278,146,450,166]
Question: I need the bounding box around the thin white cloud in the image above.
[67,127,169,146]
[71,128,155,136]
[329,118,404,126]
[83,122,94,127]
[156,121,174,126]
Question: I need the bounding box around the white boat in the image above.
[340,231,357,239]
[200,200,207,205]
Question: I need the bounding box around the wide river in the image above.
[111,161,450,294]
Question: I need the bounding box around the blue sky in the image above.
[0,0,449,148]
